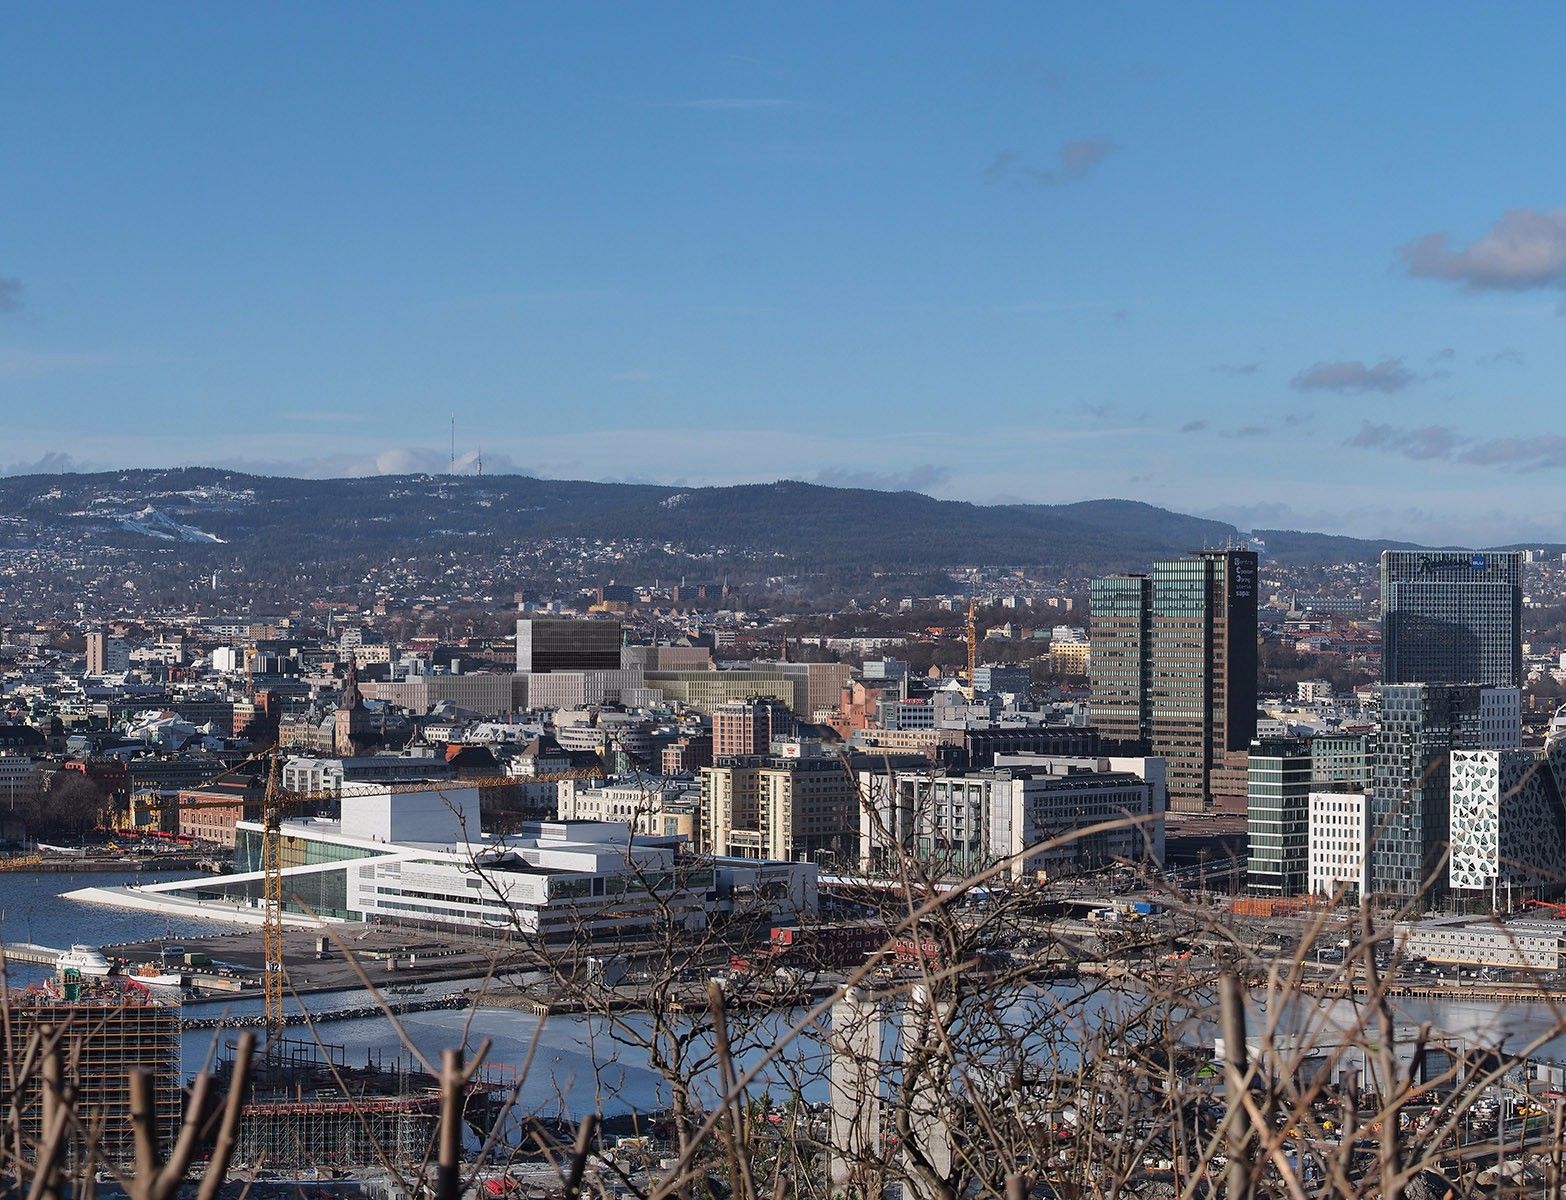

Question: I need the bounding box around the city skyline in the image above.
[5,6,1566,543]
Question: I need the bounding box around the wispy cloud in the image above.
[1180,419,1208,434]
[0,274,21,314]
[1292,358,1422,394]
[1479,347,1524,367]
[1347,422,1464,461]
[0,347,147,379]
[1347,420,1566,471]
[0,451,95,477]
[1402,207,1566,292]
[983,138,1120,188]
[811,464,952,493]
[662,97,803,111]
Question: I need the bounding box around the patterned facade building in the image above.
[1448,744,1566,896]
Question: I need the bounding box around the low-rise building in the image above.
[281,755,454,796]
[1395,916,1563,970]
[0,754,42,817]
[557,779,699,841]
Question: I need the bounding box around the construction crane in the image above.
[128,761,604,1041]
[963,596,979,701]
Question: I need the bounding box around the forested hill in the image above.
[0,468,1416,572]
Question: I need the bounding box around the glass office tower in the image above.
[1381,550,1523,688]
[1090,549,1257,812]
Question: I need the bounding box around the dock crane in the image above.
[129,756,604,1041]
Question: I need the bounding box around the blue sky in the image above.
[4,4,1566,543]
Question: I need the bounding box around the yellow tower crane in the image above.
[964,596,979,700]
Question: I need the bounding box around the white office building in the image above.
[1308,789,1368,899]
[857,757,1163,881]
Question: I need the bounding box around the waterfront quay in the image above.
[115,925,536,1003]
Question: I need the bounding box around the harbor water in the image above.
[11,871,1566,1119]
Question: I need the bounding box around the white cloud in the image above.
[1402,207,1566,291]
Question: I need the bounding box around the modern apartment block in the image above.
[85,630,130,675]
[1381,550,1524,688]
[971,664,1032,696]
[515,617,623,673]
[1090,549,1257,812]
[3,977,182,1166]
[1246,737,1313,895]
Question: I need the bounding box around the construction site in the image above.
[1,974,183,1167]
[212,1036,509,1170]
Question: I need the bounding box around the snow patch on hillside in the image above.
[115,506,227,543]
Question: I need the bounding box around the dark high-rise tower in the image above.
[1380,550,1523,688]
[1088,574,1151,745]
[1089,548,1258,812]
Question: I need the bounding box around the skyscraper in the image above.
[1368,683,1503,899]
[1091,549,1257,812]
[1088,574,1151,745]
[1380,551,1523,688]
[1246,736,1312,895]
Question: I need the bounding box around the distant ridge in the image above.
[0,467,1431,573]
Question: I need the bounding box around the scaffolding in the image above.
[1,976,182,1168]
[216,1036,499,1169]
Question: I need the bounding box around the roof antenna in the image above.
[450,415,456,475]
